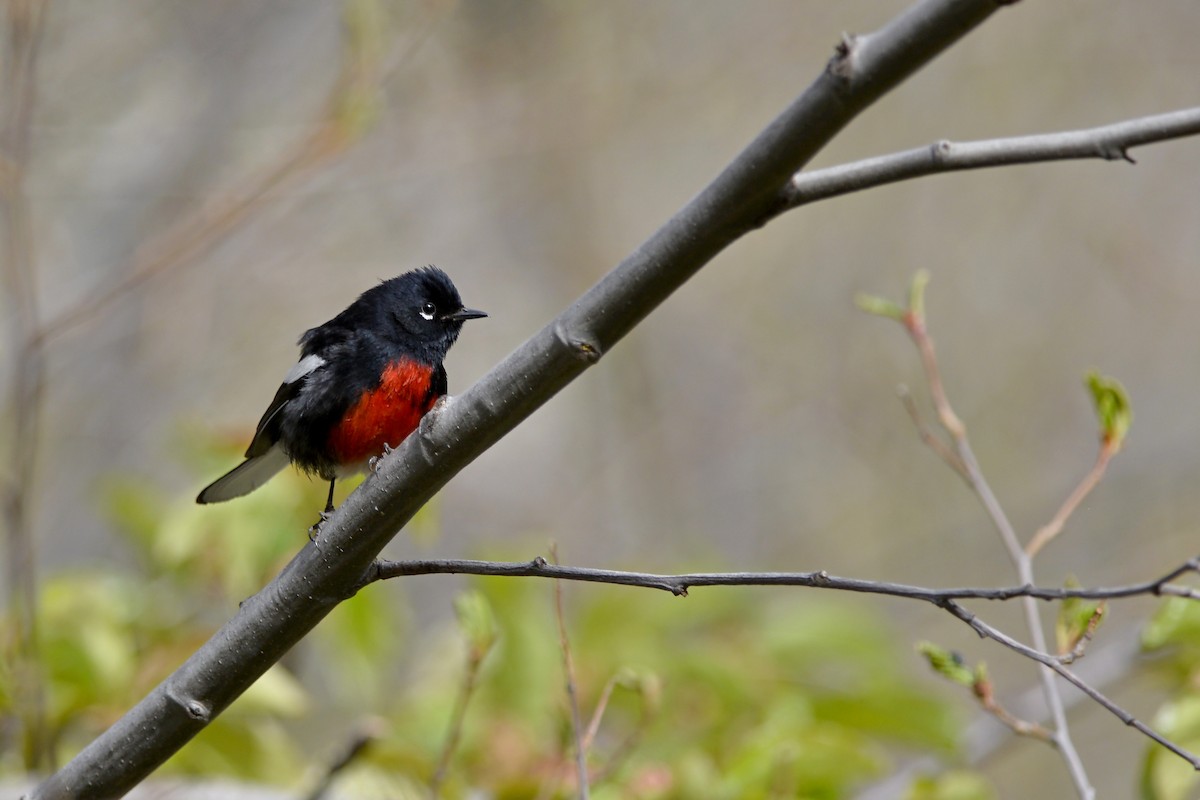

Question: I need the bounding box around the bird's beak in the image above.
[443,307,488,321]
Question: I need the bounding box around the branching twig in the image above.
[937,598,1200,770]
[898,384,968,479]
[782,107,1200,210]
[899,290,1093,797]
[1027,444,1115,559]
[369,554,1200,770]
[972,673,1053,743]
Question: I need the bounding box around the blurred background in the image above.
[3,0,1200,797]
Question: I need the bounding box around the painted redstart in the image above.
[196,266,486,519]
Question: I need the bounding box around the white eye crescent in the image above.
[419,302,436,321]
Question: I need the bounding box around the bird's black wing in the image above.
[243,344,333,458]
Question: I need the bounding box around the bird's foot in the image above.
[369,443,395,475]
[308,510,332,542]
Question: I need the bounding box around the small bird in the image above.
[197,266,486,520]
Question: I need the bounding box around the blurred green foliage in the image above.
[0,436,1000,797]
[1140,596,1200,800]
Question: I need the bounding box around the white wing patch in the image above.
[284,354,326,384]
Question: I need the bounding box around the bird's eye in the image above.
[419,302,436,321]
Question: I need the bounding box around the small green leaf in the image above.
[1086,371,1132,450]
[855,292,906,320]
[916,642,974,687]
[908,269,931,323]
[454,591,499,659]
[1056,577,1106,655]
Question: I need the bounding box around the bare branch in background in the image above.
[880,274,1091,796]
[1,0,52,771]
[783,107,1200,210]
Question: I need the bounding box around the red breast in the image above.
[327,360,437,467]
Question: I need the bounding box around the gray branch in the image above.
[783,106,1200,209]
[365,555,1200,603]
[29,1,1200,797]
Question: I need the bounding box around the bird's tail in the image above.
[196,445,290,504]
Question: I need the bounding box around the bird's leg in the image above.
[308,479,337,540]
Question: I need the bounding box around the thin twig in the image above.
[1161,585,1200,601]
[898,384,968,478]
[579,673,659,786]
[369,555,1200,604]
[550,545,590,800]
[430,632,488,795]
[783,107,1200,209]
[303,718,386,800]
[581,676,619,754]
[973,677,1053,743]
[938,598,1200,769]
[1027,443,1115,559]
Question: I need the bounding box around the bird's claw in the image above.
[369,443,395,475]
[308,510,332,542]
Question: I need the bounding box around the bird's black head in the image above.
[374,266,486,363]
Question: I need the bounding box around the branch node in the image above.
[574,340,602,363]
[165,685,212,722]
[829,32,860,80]
[554,319,604,363]
[1099,142,1135,163]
